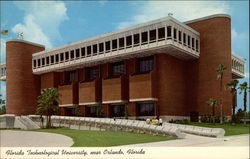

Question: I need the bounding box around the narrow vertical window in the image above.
[149,29,156,42]
[167,26,172,39]
[133,34,139,46]
[105,41,110,52]
[141,32,148,44]
[60,53,64,62]
[111,61,125,77]
[33,60,36,68]
[46,56,49,65]
[76,49,80,58]
[158,27,165,40]
[126,35,132,47]
[99,43,104,53]
[119,38,124,49]
[93,44,97,55]
[81,47,85,57]
[87,46,91,56]
[51,55,54,64]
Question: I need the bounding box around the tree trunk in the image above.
[212,105,215,123]
[244,90,247,125]
[220,73,224,124]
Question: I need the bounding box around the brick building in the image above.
[6,14,245,121]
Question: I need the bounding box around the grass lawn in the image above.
[186,123,249,136]
[33,128,175,147]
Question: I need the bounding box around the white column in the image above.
[156,27,159,41]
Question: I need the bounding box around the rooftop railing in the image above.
[0,63,6,81]
[231,53,245,78]
[32,16,200,74]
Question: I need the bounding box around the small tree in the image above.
[239,82,250,124]
[124,104,128,119]
[216,64,227,124]
[96,102,102,117]
[227,79,239,120]
[36,88,61,128]
[206,98,218,123]
[0,94,6,115]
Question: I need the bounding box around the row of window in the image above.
[232,59,244,73]
[62,56,154,84]
[33,26,199,69]
[82,103,155,117]
[0,67,6,76]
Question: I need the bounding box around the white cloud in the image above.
[117,1,229,29]
[13,15,52,48]
[12,1,68,49]
[0,39,6,63]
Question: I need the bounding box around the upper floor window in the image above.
[105,41,110,51]
[60,53,64,62]
[65,52,69,60]
[86,66,99,80]
[167,26,172,39]
[81,47,85,57]
[33,60,36,68]
[93,44,98,55]
[141,31,148,44]
[76,49,80,58]
[111,61,125,77]
[51,55,54,64]
[150,29,156,42]
[46,56,49,65]
[70,50,74,59]
[138,56,154,73]
[158,27,165,40]
[65,70,77,84]
[133,34,139,45]
[99,43,104,53]
[42,58,45,66]
[126,35,132,47]
[87,46,91,56]
[55,54,59,63]
[112,39,117,50]
[37,59,41,67]
[119,38,125,48]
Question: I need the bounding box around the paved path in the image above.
[0,130,74,147]
[122,134,249,147]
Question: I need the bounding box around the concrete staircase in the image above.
[15,116,40,130]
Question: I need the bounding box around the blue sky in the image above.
[0,1,249,111]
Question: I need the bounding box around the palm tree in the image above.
[0,94,5,105]
[36,88,61,128]
[216,64,227,124]
[206,98,218,123]
[227,80,239,118]
[239,82,249,112]
[239,82,250,124]
[0,94,5,115]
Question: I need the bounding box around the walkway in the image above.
[122,134,249,147]
[0,130,74,147]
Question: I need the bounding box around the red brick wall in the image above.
[6,40,44,115]
[129,72,155,99]
[187,16,233,116]
[102,77,123,101]
[58,84,74,105]
[156,54,188,116]
[128,102,136,116]
[41,72,55,89]
[79,81,96,103]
